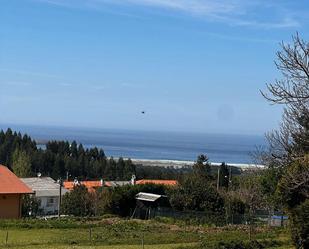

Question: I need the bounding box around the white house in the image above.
[21,177,68,215]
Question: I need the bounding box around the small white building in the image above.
[21,177,68,215]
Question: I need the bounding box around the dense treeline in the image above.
[0,128,135,180]
[0,128,189,180]
[135,164,191,180]
[0,128,36,167]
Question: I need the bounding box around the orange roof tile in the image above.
[63,180,103,191]
[0,165,33,194]
[63,181,74,190]
[83,181,102,188]
[136,179,178,186]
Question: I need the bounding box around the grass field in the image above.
[2,245,196,249]
[0,218,293,249]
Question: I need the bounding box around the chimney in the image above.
[73,178,79,186]
[131,175,136,185]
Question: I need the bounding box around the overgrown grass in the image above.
[0,218,292,249]
[175,225,292,249]
[5,244,195,249]
[0,218,199,248]
[0,215,118,229]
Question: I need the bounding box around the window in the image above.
[46,197,55,207]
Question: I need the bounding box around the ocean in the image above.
[1,125,267,164]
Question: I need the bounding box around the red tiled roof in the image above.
[63,180,103,191]
[0,165,33,194]
[136,179,178,186]
[63,181,74,190]
[82,181,103,188]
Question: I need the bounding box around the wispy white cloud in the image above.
[120,82,144,88]
[115,0,242,16]
[2,81,32,87]
[92,85,106,91]
[0,95,40,104]
[198,31,278,43]
[33,0,301,29]
[0,68,62,79]
[57,82,74,87]
[90,83,143,92]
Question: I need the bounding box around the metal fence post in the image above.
[5,231,8,245]
[141,233,144,249]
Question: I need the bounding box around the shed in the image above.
[0,165,33,219]
[269,215,289,227]
[132,192,170,219]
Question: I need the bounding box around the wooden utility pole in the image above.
[58,178,62,219]
[228,165,232,191]
[216,167,220,191]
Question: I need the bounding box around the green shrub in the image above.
[182,239,280,249]
[22,195,41,217]
[169,175,224,213]
[276,157,309,248]
[98,183,167,217]
[289,199,309,249]
[61,185,95,216]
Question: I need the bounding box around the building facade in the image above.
[0,165,33,219]
[21,177,68,215]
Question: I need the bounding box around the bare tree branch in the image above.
[261,33,309,167]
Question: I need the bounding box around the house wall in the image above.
[0,194,21,219]
[38,196,59,215]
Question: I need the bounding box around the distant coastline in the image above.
[129,158,265,170]
[36,138,265,170]
[0,124,267,165]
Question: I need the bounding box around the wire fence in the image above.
[144,208,288,227]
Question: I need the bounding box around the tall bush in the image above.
[61,185,95,216]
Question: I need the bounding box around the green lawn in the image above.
[0,218,199,249]
[0,218,292,249]
[0,228,197,249]
[0,243,196,249]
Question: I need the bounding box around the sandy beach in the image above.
[124,158,265,170]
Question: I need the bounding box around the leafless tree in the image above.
[262,33,309,104]
[261,33,309,166]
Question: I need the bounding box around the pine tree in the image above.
[12,148,32,177]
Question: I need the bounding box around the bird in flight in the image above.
[141,111,145,114]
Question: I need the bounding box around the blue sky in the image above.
[1,0,309,135]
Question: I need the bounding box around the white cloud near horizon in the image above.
[0,68,63,79]
[34,0,301,29]
[2,81,32,87]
